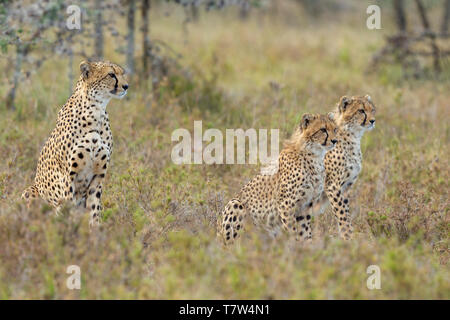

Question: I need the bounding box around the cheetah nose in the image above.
[331,139,337,145]
[369,119,375,124]
[122,84,129,90]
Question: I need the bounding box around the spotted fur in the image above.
[314,95,376,240]
[217,114,338,245]
[22,61,129,227]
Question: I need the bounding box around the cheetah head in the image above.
[79,61,129,99]
[299,113,338,153]
[333,95,376,133]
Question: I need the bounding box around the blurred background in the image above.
[0,0,448,299]
[2,0,449,109]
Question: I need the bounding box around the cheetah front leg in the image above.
[86,175,103,227]
[85,146,109,228]
[293,205,313,242]
[278,199,311,242]
[325,184,353,240]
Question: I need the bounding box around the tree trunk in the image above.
[6,44,25,110]
[415,0,440,72]
[393,0,407,32]
[442,0,450,34]
[415,0,430,30]
[239,0,250,20]
[191,4,199,22]
[94,0,103,59]
[126,0,136,76]
[141,0,151,79]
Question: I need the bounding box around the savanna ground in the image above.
[0,3,449,299]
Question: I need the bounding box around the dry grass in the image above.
[0,3,448,299]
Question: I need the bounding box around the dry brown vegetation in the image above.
[0,2,449,299]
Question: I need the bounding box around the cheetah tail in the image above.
[217,198,246,245]
[22,185,39,208]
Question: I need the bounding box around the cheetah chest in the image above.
[301,166,325,208]
[74,157,95,196]
[71,130,110,200]
[342,153,362,190]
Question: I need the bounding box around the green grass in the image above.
[0,4,448,299]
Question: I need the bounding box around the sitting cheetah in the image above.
[217,113,338,245]
[22,61,128,227]
[315,95,376,240]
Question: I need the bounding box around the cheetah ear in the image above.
[300,113,314,132]
[80,61,91,79]
[364,94,372,102]
[338,96,351,113]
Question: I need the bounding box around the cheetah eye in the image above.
[359,109,365,113]
[320,128,327,133]
[334,128,338,134]
[108,73,115,78]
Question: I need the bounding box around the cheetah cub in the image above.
[22,61,128,227]
[315,95,376,240]
[218,113,338,245]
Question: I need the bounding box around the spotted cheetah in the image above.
[217,113,338,245]
[22,61,129,227]
[315,95,376,240]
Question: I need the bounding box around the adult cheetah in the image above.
[22,61,128,227]
[217,113,338,245]
[315,95,376,240]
